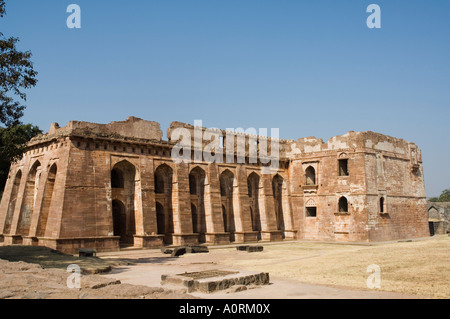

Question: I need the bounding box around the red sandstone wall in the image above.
[0,120,430,253]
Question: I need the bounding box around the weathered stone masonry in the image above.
[0,117,430,253]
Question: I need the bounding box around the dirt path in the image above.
[98,248,421,299]
[2,237,446,299]
[0,246,196,299]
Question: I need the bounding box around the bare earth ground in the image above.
[0,246,196,299]
[0,235,448,299]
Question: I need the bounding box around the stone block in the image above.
[79,248,97,257]
[246,246,264,252]
[161,247,173,254]
[185,245,209,254]
[171,247,186,257]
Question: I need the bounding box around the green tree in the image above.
[429,189,450,202]
[1,0,38,127]
[0,0,41,193]
[0,124,42,191]
[437,189,450,202]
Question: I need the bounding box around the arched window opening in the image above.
[305,166,316,185]
[339,159,349,176]
[4,170,22,234]
[306,207,317,217]
[339,196,349,213]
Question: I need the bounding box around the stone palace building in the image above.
[0,117,430,253]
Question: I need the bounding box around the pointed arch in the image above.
[220,169,235,240]
[111,160,138,246]
[379,197,385,213]
[305,166,316,185]
[272,174,285,233]
[339,196,349,213]
[305,198,317,207]
[247,172,261,235]
[18,160,41,236]
[189,166,206,195]
[113,160,137,179]
[428,206,439,221]
[37,163,58,237]
[189,166,206,242]
[154,164,173,244]
[4,170,22,234]
[220,169,234,197]
[154,164,173,194]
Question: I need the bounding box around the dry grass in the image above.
[219,235,450,298]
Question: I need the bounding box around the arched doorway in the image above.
[220,169,235,242]
[18,161,41,236]
[111,160,137,247]
[189,166,206,243]
[112,200,127,244]
[156,202,165,236]
[4,170,22,234]
[154,164,174,244]
[222,205,227,233]
[191,204,198,233]
[272,174,285,237]
[37,164,57,237]
[247,172,261,240]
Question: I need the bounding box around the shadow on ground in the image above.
[0,246,180,274]
[0,246,121,274]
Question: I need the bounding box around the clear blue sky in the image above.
[1,0,449,196]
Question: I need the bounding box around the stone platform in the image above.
[161,269,270,293]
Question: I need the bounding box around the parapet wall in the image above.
[31,116,163,145]
[289,131,421,161]
[28,118,422,164]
